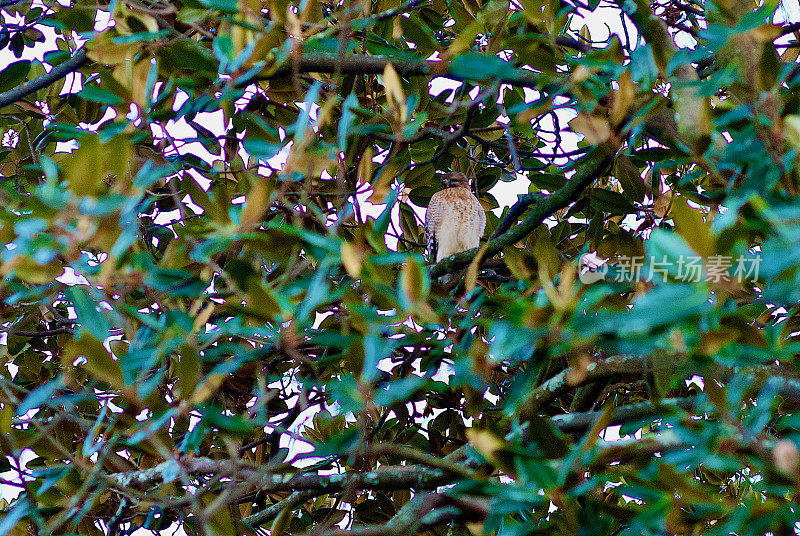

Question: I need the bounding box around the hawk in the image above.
[425,172,486,263]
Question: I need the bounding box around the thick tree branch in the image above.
[547,369,800,434]
[312,508,463,536]
[551,396,698,434]
[257,463,453,493]
[309,492,486,536]
[590,427,781,470]
[260,53,540,89]
[591,429,692,467]
[243,490,318,527]
[110,459,455,492]
[0,48,88,109]
[518,355,647,422]
[255,30,590,84]
[363,443,476,479]
[430,146,614,278]
[243,445,480,528]
[490,193,545,239]
[268,53,433,78]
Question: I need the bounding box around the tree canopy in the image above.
[2,0,800,534]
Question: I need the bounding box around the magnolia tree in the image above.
[2,0,800,534]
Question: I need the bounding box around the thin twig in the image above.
[5,327,73,338]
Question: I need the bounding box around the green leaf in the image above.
[31,465,71,495]
[400,17,440,53]
[128,408,179,444]
[0,60,31,94]
[329,374,364,413]
[68,335,124,388]
[589,188,637,214]
[373,187,398,239]
[212,34,234,66]
[621,284,713,335]
[78,86,123,105]
[111,30,171,44]
[362,329,399,383]
[143,268,208,297]
[157,41,218,75]
[0,496,31,536]
[645,228,698,279]
[449,53,518,81]
[16,377,63,416]
[374,376,426,406]
[66,286,110,340]
[198,0,238,12]
[200,404,256,433]
[242,138,285,161]
[338,93,358,151]
[181,422,209,454]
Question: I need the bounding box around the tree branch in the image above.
[258,53,540,89]
[241,443,481,528]
[429,146,614,278]
[267,53,432,78]
[109,458,456,493]
[551,396,698,434]
[363,443,476,479]
[5,327,73,338]
[0,48,88,109]
[242,490,318,528]
[256,464,454,493]
[489,193,545,239]
[309,492,486,536]
[517,355,647,422]
[547,369,800,434]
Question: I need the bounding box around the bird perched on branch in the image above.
[425,172,486,264]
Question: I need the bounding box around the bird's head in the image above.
[441,171,470,189]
